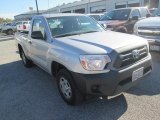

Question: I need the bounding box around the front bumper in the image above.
[147,39,160,52]
[136,34,160,52]
[71,55,152,96]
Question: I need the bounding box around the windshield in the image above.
[90,15,101,21]
[150,9,158,16]
[157,9,160,16]
[100,9,131,21]
[47,16,104,37]
[6,23,12,26]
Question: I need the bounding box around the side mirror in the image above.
[131,16,139,21]
[31,31,44,40]
[146,14,151,18]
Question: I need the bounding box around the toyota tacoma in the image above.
[15,14,152,105]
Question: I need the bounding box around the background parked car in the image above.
[1,22,17,35]
[0,23,3,32]
[155,9,160,16]
[86,14,104,21]
[149,8,160,17]
[150,8,158,16]
[134,17,160,52]
[99,7,151,34]
[17,21,30,32]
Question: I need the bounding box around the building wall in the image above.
[44,0,147,14]
[15,0,160,20]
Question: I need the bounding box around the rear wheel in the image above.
[7,29,13,35]
[57,69,83,105]
[20,49,33,68]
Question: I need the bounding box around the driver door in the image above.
[127,9,141,33]
[28,18,49,71]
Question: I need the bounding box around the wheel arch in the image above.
[7,29,14,35]
[51,61,68,77]
[115,26,128,33]
[18,43,23,57]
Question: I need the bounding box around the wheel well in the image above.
[18,44,23,57]
[7,29,14,35]
[51,61,67,77]
[7,29,13,33]
[7,29,13,31]
[116,26,127,33]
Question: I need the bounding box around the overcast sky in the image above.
[0,0,80,19]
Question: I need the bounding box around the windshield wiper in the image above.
[80,30,100,34]
[54,31,99,38]
[54,33,80,38]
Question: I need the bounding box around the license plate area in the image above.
[132,67,144,82]
[150,45,160,51]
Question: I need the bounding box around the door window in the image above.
[131,9,141,18]
[32,19,46,39]
[140,8,149,17]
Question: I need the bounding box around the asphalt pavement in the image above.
[0,39,160,120]
[0,33,14,41]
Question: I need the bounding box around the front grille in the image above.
[114,46,148,68]
[138,27,160,37]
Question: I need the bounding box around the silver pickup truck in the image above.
[15,14,152,105]
[134,17,160,52]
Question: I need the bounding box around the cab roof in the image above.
[35,13,85,18]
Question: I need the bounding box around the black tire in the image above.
[7,29,13,35]
[20,49,33,68]
[56,69,84,105]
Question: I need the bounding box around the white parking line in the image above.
[0,35,14,41]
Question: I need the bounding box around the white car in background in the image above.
[134,17,160,52]
[17,21,31,32]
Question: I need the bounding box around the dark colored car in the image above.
[99,7,151,34]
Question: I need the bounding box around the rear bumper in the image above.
[71,55,152,96]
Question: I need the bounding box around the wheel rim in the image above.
[8,30,13,35]
[21,52,26,64]
[59,77,72,100]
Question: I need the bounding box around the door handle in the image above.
[28,40,32,44]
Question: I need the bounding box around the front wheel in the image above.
[56,69,84,105]
[7,29,14,35]
[20,49,33,68]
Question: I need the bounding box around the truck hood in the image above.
[136,17,160,27]
[55,31,147,54]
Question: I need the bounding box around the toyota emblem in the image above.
[132,49,140,60]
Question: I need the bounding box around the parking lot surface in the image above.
[0,33,14,41]
[0,39,160,120]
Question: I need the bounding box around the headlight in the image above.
[79,55,111,71]
[134,23,138,35]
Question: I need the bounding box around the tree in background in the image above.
[0,18,13,24]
